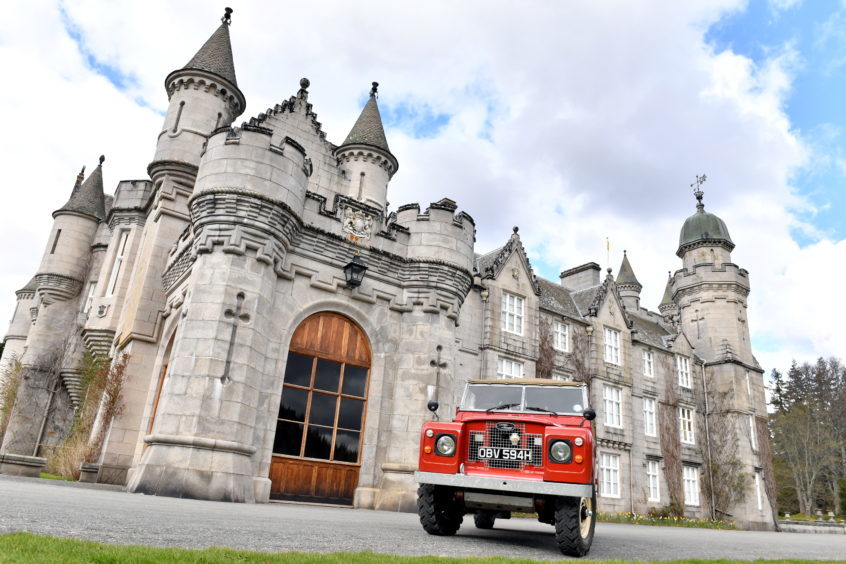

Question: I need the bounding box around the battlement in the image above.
[194,125,310,214]
[673,262,749,284]
[394,199,476,271]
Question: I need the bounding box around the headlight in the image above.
[549,440,572,463]
[435,434,456,456]
[574,437,583,447]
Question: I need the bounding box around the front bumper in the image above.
[414,470,593,498]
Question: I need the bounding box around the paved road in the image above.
[1,475,845,560]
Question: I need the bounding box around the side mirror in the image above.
[582,408,596,421]
[427,400,440,413]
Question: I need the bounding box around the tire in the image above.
[553,493,596,557]
[474,510,496,529]
[417,484,463,536]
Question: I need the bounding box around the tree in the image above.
[770,357,846,516]
[536,319,555,379]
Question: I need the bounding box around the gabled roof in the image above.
[571,285,601,317]
[182,20,238,86]
[476,228,541,295]
[53,157,106,222]
[339,84,392,153]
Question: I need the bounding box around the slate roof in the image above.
[659,275,674,307]
[571,285,601,317]
[54,158,106,222]
[340,91,392,153]
[16,276,38,294]
[629,313,674,351]
[182,22,238,86]
[537,278,582,319]
[616,252,641,288]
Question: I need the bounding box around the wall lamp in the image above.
[343,255,368,288]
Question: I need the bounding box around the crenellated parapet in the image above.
[34,273,83,306]
[395,199,476,274]
[671,261,750,302]
[335,146,398,179]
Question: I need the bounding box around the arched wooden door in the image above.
[269,312,371,504]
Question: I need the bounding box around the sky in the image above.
[0,0,844,380]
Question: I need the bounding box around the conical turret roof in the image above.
[54,156,106,222]
[339,83,392,153]
[16,276,38,295]
[181,18,238,87]
[616,251,641,289]
[659,275,674,307]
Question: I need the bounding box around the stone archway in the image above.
[269,312,371,504]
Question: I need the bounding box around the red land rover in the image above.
[413,378,597,557]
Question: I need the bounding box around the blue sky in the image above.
[708,0,846,244]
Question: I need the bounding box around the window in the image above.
[646,460,661,502]
[501,293,524,335]
[83,282,97,314]
[642,350,654,378]
[755,471,763,511]
[604,328,621,365]
[749,414,758,451]
[497,357,523,379]
[106,230,130,297]
[676,355,691,388]
[603,385,622,428]
[599,453,620,498]
[683,466,700,506]
[643,397,657,437]
[50,229,62,254]
[553,321,569,352]
[745,370,752,399]
[679,407,695,444]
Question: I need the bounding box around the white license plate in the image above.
[477,447,532,461]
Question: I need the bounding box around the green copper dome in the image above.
[676,201,734,257]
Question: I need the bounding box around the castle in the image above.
[0,10,774,529]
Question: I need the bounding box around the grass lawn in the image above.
[0,532,834,564]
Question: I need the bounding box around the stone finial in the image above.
[98,155,105,166]
[76,166,86,183]
[370,81,379,97]
[222,7,233,25]
[298,78,310,100]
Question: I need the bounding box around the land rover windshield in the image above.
[460,382,587,415]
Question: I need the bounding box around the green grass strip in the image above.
[0,533,839,564]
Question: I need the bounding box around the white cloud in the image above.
[0,0,842,377]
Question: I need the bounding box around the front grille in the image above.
[467,422,543,470]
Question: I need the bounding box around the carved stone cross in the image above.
[222,292,250,384]
[429,344,448,396]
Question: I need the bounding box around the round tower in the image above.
[0,277,38,374]
[672,184,751,365]
[1,159,106,457]
[335,82,398,210]
[150,8,246,182]
[616,250,642,311]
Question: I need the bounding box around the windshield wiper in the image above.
[485,402,520,413]
[525,405,558,415]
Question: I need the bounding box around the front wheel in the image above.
[553,493,596,557]
[417,484,463,536]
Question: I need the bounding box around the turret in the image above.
[36,158,106,306]
[615,251,642,311]
[150,8,246,179]
[672,180,751,364]
[335,82,398,210]
[657,272,677,323]
[0,277,38,374]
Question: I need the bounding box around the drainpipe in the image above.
[33,371,61,457]
[629,447,634,514]
[701,362,716,520]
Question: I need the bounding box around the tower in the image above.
[0,159,106,459]
[335,82,398,210]
[616,251,642,311]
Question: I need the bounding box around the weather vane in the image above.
[222,7,233,25]
[691,174,706,205]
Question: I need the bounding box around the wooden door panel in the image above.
[270,455,358,504]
